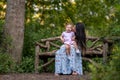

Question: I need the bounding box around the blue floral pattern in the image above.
[55,45,83,75]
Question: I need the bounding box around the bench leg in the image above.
[35,45,39,73]
[35,55,39,73]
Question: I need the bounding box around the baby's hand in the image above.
[61,39,65,43]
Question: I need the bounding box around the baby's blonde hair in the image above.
[64,23,74,28]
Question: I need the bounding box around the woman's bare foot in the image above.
[72,71,78,75]
[55,73,59,76]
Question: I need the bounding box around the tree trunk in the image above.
[4,0,25,63]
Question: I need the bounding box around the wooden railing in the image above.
[35,36,113,73]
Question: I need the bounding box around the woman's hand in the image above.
[72,36,75,41]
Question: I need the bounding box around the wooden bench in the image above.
[35,36,113,73]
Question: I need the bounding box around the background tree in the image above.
[4,0,25,63]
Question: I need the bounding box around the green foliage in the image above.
[109,25,120,36]
[0,53,15,73]
[0,20,13,53]
[90,43,120,80]
[0,21,4,46]
[0,0,6,19]
[38,59,55,73]
[82,60,91,73]
[24,0,120,37]
[15,57,34,73]
[0,21,15,73]
[23,21,62,57]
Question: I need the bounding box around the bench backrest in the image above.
[35,36,112,57]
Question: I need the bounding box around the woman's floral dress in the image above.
[55,45,83,75]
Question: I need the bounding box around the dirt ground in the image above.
[0,73,91,80]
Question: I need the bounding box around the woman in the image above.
[55,22,86,76]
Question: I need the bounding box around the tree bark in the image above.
[4,0,25,63]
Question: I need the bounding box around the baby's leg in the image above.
[72,41,78,49]
[65,44,70,55]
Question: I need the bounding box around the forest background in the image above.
[0,0,120,80]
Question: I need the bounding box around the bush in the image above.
[0,53,15,73]
[90,43,120,80]
[15,57,34,73]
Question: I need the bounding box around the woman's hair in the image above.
[75,22,86,55]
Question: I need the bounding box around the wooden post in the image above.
[103,42,108,64]
[35,45,40,73]
[42,41,49,72]
[46,41,50,51]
